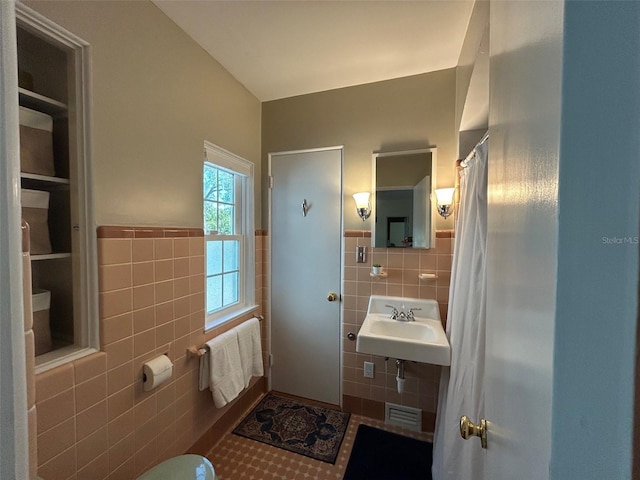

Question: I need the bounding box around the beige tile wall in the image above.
[342,230,453,422]
[34,228,267,480]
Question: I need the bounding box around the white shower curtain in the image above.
[432,139,488,480]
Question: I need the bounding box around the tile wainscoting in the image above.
[342,230,454,431]
[31,225,450,479]
[33,227,268,480]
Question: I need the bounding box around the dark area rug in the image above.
[232,392,351,464]
[343,425,433,480]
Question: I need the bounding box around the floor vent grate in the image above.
[385,402,422,432]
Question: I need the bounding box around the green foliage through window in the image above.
[204,163,235,235]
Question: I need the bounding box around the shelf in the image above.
[370,271,388,279]
[19,87,68,116]
[418,273,438,280]
[21,173,70,191]
[21,172,69,184]
[31,253,71,261]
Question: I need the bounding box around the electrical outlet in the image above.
[364,361,374,378]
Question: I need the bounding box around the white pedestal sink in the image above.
[356,295,451,366]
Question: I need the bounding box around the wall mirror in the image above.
[372,147,437,249]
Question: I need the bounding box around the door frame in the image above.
[0,0,30,476]
[267,145,344,405]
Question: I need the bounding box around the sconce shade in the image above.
[434,188,455,206]
[353,192,371,221]
[353,192,371,208]
[434,187,455,219]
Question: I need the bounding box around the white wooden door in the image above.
[482,1,563,478]
[269,147,342,405]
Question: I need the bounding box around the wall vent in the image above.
[385,402,422,432]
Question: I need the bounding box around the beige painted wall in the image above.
[455,0,489,154]
[262,69,457,231]
[376,152,432,188]
[26,0,262,228]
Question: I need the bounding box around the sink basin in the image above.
[356,295,450,365]
[369,318,437,342]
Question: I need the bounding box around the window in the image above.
[203,142,256,328]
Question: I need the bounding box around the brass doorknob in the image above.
[327,292,338,302]
[460,415,487,449]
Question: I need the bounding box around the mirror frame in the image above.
[371,147,437,249]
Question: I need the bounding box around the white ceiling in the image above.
[153,1,475,102]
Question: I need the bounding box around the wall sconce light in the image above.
[353,192,371,221]
[434,188,455,219]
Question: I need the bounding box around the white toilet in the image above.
[136,454,217,480]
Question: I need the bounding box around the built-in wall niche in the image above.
[17,26,68,102]
[372,148,437,249]
[17,4,98,370]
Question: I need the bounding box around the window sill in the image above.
[205,304,260,333]
[35,346,100,374]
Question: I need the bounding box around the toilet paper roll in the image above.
[143,355,173,391]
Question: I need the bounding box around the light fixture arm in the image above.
[437,203,453,219]
[356,205,371,221]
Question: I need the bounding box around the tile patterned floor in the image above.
[207,400,433,480]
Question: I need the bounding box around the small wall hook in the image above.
[302,199,309,217]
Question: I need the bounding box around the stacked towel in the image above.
[204,330,245,408]
[236,317,264,388]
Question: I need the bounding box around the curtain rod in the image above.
[461,131,489,168]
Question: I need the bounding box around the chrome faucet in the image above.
[385,304,399,320]
[406,307,421,321]
[385,304,421,322]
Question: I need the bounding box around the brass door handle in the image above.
[460,415,487,449]
[327,292,338,302]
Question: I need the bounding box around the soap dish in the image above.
[418,273,438,280]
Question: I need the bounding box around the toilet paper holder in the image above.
[142,354,173,391]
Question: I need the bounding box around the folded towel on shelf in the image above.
[236,317,264,387]
[205,330,245,408]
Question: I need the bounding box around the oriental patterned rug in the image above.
[232,392,350,464]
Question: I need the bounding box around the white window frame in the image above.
[204,141,256,330]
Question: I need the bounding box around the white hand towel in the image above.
[206,330,245,408]
[198,349,209,392]
[236,317,264,388]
